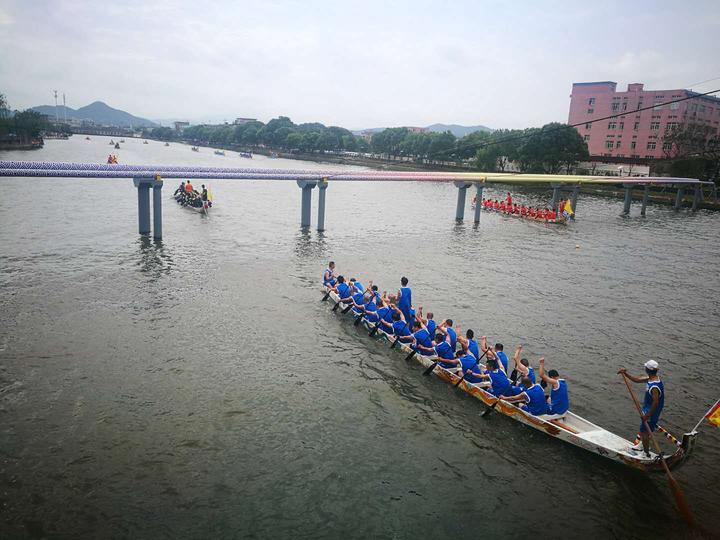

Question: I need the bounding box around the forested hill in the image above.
[31,101,157,127]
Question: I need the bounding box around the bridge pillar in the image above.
[134,176,163,237]
[134,178,151,235]
[473,183,484,223]
[692,186,701,212]
[152,180,163,239]
[570,185,580,219]
[317,178,328,231]
[641,185,650,216]
[454,181,472,221]
[623,184,633,215]
[551,184,561,212]
[297,180,317,228]
[674,186,685,211]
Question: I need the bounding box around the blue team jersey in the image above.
[323,268,336,286]
[527,366,536,384]
[392,320,411,337]
[459,354,483,383]
[496,351,509,373]
[336,282,351,300]
[413,328,433,354]
[549,379,569,414]
[364,300,378,322]
[522,384,547,416]
[446,328,457,350]
[353,282,364,293]
[426,319,437,336]
[434,341,456,368]
[468,339,480,359]
[351,292,365,314]
[398,287,412,311]
[487,369,511,396]
[642,380,664,424]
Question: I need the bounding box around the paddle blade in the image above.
[454,375,466,387]
[481,401,498,417]
[321,291,331,302]
[405,349,416,362]
[510,369,518,385]
[353,314,364,326]
[423,361,439,376]
[390,337,400,349]
[342,304,353,314]
[667,473,694,526]
[332,301,341,312]
[369,324,380,337]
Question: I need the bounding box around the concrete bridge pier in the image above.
[152,180,163,239]
[317,178,328,231]
[551,184,561,212]
[134,176,163,238]
[297,180,317,228]
[623,184,633,214]
[454,181,473,221]
[692,186,701,211]
[570,185,580,218]
[674,186,685,210]
[473,183,484,223]
[641,185,650,216]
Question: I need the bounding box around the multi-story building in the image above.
[568,81,720,159]
[234,117,257,125]
[173,121,190,131]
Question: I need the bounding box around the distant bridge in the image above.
[0,160,710,239]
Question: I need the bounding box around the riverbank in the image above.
[0,140,43,150]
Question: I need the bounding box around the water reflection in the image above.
[293,228,327,260]
[136,235,174,281]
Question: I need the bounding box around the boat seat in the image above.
[466,381,492,389]
[539,413,567,421]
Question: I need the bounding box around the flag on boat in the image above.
[706,400,720,427]
[563,199,574,217]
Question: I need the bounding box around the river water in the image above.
[1,136,719,539]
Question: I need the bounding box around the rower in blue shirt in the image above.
[482,336,508,373]
[333,276,352,303]
[350,278,364,294]
[476,358,513,396]
[457,347,484,385]
[438,319,458,351]
[457,329,480,360]
[397,277,413,326]
[412,322,434,355]
[418,334,457,369]
[504,377,548,415]
[538,358,569,415]
[511,345,536,384]
[323,261,336,287]
[350,281,369,316]
[391,311,413,343]
[363,289,380,323]
[377,301,396,335]
[416,307,436,338]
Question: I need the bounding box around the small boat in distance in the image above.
[191,146,199,152]
[85,136,91,140]
[120,139,125,143]
[164,142,170,147]
[239,152,253,159]
[143,140,149,144]
[214,150,225,156]
[268,152,279,159]
[114,143,120,149]
[109,140,115,145]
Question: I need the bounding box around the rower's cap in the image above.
[644,359,659,370]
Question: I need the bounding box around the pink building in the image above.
[568,81,720,159]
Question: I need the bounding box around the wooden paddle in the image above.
[321,289,332,301]
[620,372,694,526]
[341,303,354,314]
[481,398,499,417]
[454,348,490,387]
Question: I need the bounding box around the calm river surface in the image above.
[1,137,719,539]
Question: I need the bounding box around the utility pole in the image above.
[53,90,59,124]
[62,93,67,123]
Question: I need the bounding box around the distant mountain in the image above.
[31,101,158,128]
[426,123,492,137]
[355,123,492,137]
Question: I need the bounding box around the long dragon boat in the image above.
[476,205,567,225]
[323,286,698,472]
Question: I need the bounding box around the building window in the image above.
[619,122,624,130]
[634,121,640,130]
[605,140,614,150]
[608,121,617,130]
[583,134,590,141]
[637,101,643,110]
[587,108,594,114]
[666,122,678,130]
[670,102,680,110]
[632,154,640,158]
[585,123,592,129]
[616,141,621,148]
[611,102,620,111]
[699,105,706,113]
[588,98,596,105]
[630,141,637,149]
[647,141,656,150]
[645,155,654,159]
[650,122,660,130]
[663,142,672,150]
[622,102,628,111]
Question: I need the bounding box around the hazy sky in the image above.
[1,0,719,129]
